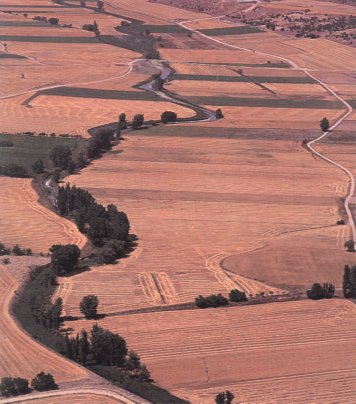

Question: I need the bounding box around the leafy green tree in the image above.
[0,242,10,256]
[78,329,90,365]
[195,294,229,308]
[50,145,72,169]
[31,372,57,392]
[343,265,356,298]
[13,378,29,395]
[307,282,335,300]
[80,295,99,319]
[0,377,16,397]
[48,17,59,25]
[97,0,104,9]
[50,244,81,275]
[320,117,330,131]
[229,289,248,302]
[12,244,24,256]
[215,390,234,404]
[161,111,177,124]
[132,114,144,130]
[32,159,45,174]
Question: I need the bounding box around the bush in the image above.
[132,114,144,130]
[31,372,57,392]
[307,282,335,300]
[50,244,81,275]
[161,111,177,124]
[215,390,235,404]
[215,108,224,119]
[229,289,247,302]
[48,17,59,25]
[344,239,355,252]
[0,242,10,256]
[2,164,28,178]
[32,159,45,174]
[0,377,29,397]
[195,294,229,308]
[80,294,99,319]
[320,117,330,132]
[343,265,356,298]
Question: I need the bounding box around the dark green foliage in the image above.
[343,265,356,298]
[80,294,99,319]
[91,324,128,366]
[344,239,355,252]
[12,244,32,256]
[307,282,335,300]
[215,108,224,119]
[132,114,144,130]
[82,23,96,31]
[337,219,345,225]
[199,25,261,36]
[1,164,28,178]
[57,185,130,255]
[161,111,177,124]
[48,17,59,25]
[229,289,248,302]
[49,145,72,169]
[195,294,229,308]
[87,129,113,159]
[320,117,330,131]
[32,158,45,174]
[50,244,81,275]
[0,140,14,147]
[31,372,58,392]
[215,390,235,404]
[0,242,10,255]
[0,377,29,397]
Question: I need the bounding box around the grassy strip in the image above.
[173,74,315,84]
[0,53,26,59]
[118,24,188,34]
[0,35,98,43]
[184,95,342,109]
[347,100,356,108]
[198,25,261,36]
[0,134,85,171]
[90,366,189,404]
[40,86,162,101]
[0,21,55,27]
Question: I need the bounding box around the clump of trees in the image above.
[320,117,330,132]
[215,390,234,404]
[50,145,73,170]
[0,140,14,147]
[344,239,355,252]
[82,20,99,34]
[0,377,29,397]
[0,242,31,256]
[307,282,335,300]
[50,244,81,275]
[161,111,177,124]
[343,265,356,298]
[32,159,45,174]
[132,114,144,130]
[65,324,151,381]
[215,108,224,119]
[57,185,130,262]
[80,294,99,319]
[48,17,59,25]
[229,289,248,302]
[195,293,229,308]
[31,372,58,392]
[30,294,63,329]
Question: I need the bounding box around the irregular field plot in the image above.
[67,300,356,403]
[0,177,85,252]
[56,134,346,316]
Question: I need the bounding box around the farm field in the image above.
[55,133,348,319]
[67,299,356,403]
[0,177,86,252]
[0,257,89,383]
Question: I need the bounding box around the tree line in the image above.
[1,372,57,397]
[196,289,248,308]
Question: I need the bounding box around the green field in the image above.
[40,87,161,101]
[198,26,261,36]
[0,21,56,27]
[0,133,85,171]
[0,35,97,42]
[173,74,315,84]
[119,24,188,34]
[184,96,342,109]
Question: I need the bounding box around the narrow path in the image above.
[175,16,355,243]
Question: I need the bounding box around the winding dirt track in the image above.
[177,15,355,243]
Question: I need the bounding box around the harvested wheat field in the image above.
[0,177,85,252]
[0,257,89,383]
[55,133,348,318]
[67,299,356,403]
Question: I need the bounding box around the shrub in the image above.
[337,219,345,225]
[344,239,355,252]
[31,372,57,392]
[320,117,330,132]
[0,377,29,397]
[161,111,177,124]
[343,265,356,298]
[215,390,234,404]
[80,294,99,319]
[195,294,229,308]
[0,140,14,147]
[229,289,248,302]
[32,159,45,174]
[2,164,28,178]
[215,108,224,119]
[49,145,72,169]
[307,282,335,300]
[132,114,144,130]
[50,244,81,275]
[0,242,10,256]
[48,17,59,25]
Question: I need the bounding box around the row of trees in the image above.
[0,242,32,256]
[196,289,248,308]
[65,324,150,381]
[57,186,130,262]
[0,372,57,397]
[307,282,335,300]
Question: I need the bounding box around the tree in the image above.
[229,289,248,302]
[80,294,99,319]
[132,114,144,130]
[0,377,16,397]
[97,0,104,9]
[215,108,224,119]
[50,244,81,275]
[195,294,229,308]
[50,145,72,169]
[320,117,330,132]
[78,329,90,365]
[307,282,335,300]
[48,17,59,25]
[118,113,127,129]
[12,244,24,256]
[2,164,28,178]
[161,111,177,124]
[215,390,235,404]
[343,265,356,298]
[31,372,57,392]
[344,239,355,252]
[32,159,44,174]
